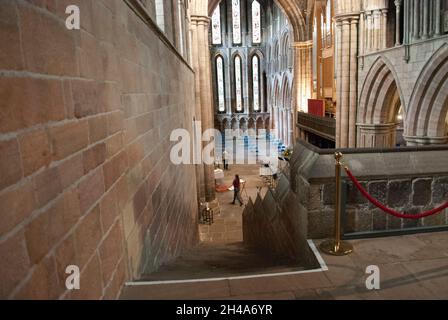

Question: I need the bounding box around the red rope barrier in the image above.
[344,167,448,220]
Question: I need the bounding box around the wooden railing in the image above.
[297,112,336,141]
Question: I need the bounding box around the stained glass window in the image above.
[252,56,260,111]
[212,5,221,45]
[235,56,243,112]
[216,56,225,112]
[252,1,261,44]
[232,0,241,44]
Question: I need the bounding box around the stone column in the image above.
[292,41,313,113]
[335,20,342,146]
[287,109,293,146]
[190,17,206,203]
[335,14,360,148]
[413,0,420,40]
[435,0,442,35]
[374,10,381,50]
[349,18,359,147]
[191,15,216,202]
[340,20,350,147]
[359,11,365,56]
[381,9,388,49]
[358,124,398,148]
[395,0,402,46]
[422,0,429,39]
[366,11,373,51]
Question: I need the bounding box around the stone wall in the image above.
[358,36,448,113]
[311,175,448,238]
[290,141,448,239]
[245,140,448,255]
[0,0,198,299]
[242,179,319,268]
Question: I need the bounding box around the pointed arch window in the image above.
[232,0,241,44]
[252,0,262,44]
[234,55,243,112]
[212,5,222,45]
[252,55,261,111]
[216,56,225,112]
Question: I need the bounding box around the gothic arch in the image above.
[357,57,405,147]
[358,57,405,125]
[280,30,290,70]
[406,44,448,144]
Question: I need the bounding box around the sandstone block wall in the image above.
[0,0,198,299]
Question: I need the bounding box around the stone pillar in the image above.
[374,10,381,50]
[366,12,373,51]
[395,0,402,46]
[413,0,420,40]
[349,18,359,147]
[381,9,388,49]
[335,14,359,148]
[335,20,342,146]
[190,17,206,203]
[191,15,216,202]
[358,123,398,148]
[422,0,429,39]
[288,109,293,147]
[292,41,313,114]
[359,11,365,56]
[340,20,350,147]
[435,0,442,36]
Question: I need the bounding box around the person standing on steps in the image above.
[222,149,229,171]
[231,174,244,206]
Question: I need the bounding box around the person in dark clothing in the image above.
[231,174,244,206]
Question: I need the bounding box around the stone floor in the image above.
[140,242,303,282]
[199,164,266,243]
[121,231,448,300]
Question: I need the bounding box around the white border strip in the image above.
[125,240,328,287]
[307,239,328,271]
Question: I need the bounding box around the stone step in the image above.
[139,242,303,283]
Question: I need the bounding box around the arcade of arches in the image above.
[0,0,447,300]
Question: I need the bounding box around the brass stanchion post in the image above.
[320,152,353,256]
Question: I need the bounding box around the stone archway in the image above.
[406,44,448,145]
[357,57,405,148]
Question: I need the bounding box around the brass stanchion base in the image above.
[319,239,354,256]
